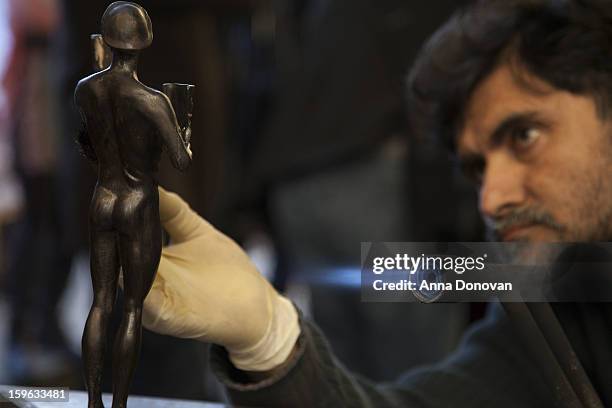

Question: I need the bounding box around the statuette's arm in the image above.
[148,92,192,171]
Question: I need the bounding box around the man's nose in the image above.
[479,152,527,218]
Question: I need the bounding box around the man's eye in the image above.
[511,126,541,151]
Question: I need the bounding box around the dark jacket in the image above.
[211,302,612,407]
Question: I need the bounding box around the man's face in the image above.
[457,63,612,242]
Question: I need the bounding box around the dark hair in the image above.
[407,0,612,151]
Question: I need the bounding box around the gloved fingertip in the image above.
[158,187,185,223]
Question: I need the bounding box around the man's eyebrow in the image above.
[487,110,541,148]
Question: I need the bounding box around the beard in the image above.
[486,206,566,242]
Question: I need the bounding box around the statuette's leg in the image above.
[83,230,120,408]
[111,202,161,408]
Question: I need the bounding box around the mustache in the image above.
[486,207,566,238]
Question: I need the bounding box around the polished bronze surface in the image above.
[74,2,193,407]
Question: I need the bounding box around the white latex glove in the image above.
[143,187,300,371]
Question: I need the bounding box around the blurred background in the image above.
[0,0,485,403]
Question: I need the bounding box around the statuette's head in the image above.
[101,1,152,50]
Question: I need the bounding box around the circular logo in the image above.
[410,265,445,303]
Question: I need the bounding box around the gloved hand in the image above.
[143,187,300,371]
